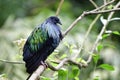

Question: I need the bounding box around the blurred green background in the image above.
[0,0,120,80]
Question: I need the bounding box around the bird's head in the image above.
[48,16,62,25]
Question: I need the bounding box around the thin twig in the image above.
[89,0,98,8]
[104,0,107,5]
[47,58,68,71]
[63,0,115,37]
[87,8,120,14]
[92,0,115,12]
[87,1,120,64]
[63,7,120,37]
[28,58,85,80]
[47,58,86,71]
[72,3,107,60]
[56,0,64,16]
[73,14,102,60]
[63,12,86,37]
[0,59,24,64]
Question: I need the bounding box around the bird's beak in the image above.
[58,21,62,25]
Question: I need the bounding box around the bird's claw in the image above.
[41,61,48,68]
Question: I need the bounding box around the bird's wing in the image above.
[23,24,49,60]
[29,27,48,52]
[23,22,62,61]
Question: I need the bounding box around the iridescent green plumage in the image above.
[28,26,47,52]
[23,16,62,74]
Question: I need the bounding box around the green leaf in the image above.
[79,58,87,65]
[72,67,80,77]
[69,44,75,54]
[58,69,68,80]
[97,44,103,52]
[107,5,113,9]
[60,54,67,59]
[68,66,80,79]
[102,34,110,39]
[112,31,120,36]
[93,54,100,64]
[0,74,7,78]
[64,42,70,48]
[98,64,114,71]
[94,76,99,80]
[0,74,8,80]
[75,77,79,80]
[41,76,51,80]
[104,44,115,49]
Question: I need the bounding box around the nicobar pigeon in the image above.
[23,16,62,74]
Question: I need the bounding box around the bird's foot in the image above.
[41,61,48,68]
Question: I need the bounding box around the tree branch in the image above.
[87,1,120,64]
[73,14,102,60]
[62,11,86,37]
[0,59,24,64]
[47,58,87,71]
[27,1,120,80]
[28,65,45,80]
[91,0,115,12]
[56,0,64,16]
[87,8,120,15]
[28,58,86,80]
[89,0,98,8]
[62,0,116,37]
[63,7,120,37]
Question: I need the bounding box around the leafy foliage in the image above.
[112,31,120,36]
[93,76,100,80]
[58,66,80,80]
[93,54,100,64]
[58,69,68,80]
[98,64,114,71]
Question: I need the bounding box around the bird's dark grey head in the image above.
[47,16,62,25]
